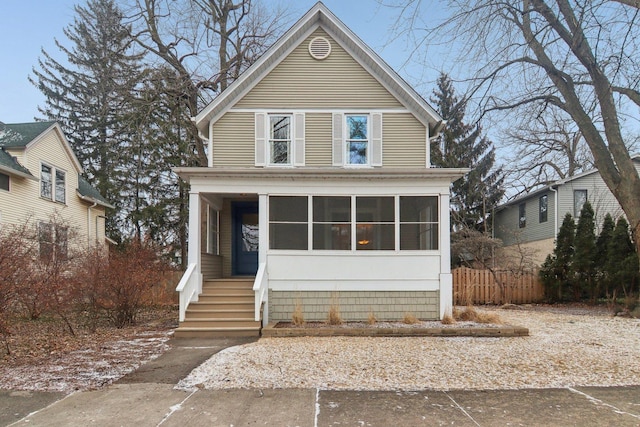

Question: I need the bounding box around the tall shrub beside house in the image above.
[595,213,615,298]
[540,213,575,302]
[607,217,639,302]
[572,201,596,301]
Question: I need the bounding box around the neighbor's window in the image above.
[539,195,548,223]
[41,164,52,199]
[574,190,587,217]
[55,170,66,203]
[269,196,308,249]
[313,196,351,250]
[346,115,368,165]
[269,115,291,165]
[400,196,439,250]
[0,172,9,191]
[519,203,526,228]
[356,197,394,250]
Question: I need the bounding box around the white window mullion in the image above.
[395,195,400,252]
[308,195,313,251]
[351,195,356,252]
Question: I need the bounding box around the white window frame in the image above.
[344,114,370,167]
[268,114,293,166]
[40,162,66,204]
[207,207,220,255]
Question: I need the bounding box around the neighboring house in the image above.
[493,159,638,265]
[0,121,114,257]
[174,2,467,337]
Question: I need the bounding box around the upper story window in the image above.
[539,195,548,223]
[41,163,66,203]
[0,172,9,191]
[346,115,369,165]
[255,112,305,167]
[269,115,291,165]
[518,203,526,228]
[574,189,587,216]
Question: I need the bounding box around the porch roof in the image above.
[174,167,469,184]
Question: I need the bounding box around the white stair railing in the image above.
[176,263,199,322]
[253,262,268,322]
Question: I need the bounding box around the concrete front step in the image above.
[174,326,261,338]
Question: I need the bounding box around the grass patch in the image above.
[402,312,418,324]
[326,304,343,325]
[291,302,305,326]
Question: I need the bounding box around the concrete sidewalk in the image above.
[2,337,640,426]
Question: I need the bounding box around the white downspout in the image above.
[87,202,97,246]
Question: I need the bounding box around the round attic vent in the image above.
[308,36,331,60]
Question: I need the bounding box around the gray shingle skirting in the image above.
[268,290,439,322]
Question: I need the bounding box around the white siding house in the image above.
[0,121,113,251]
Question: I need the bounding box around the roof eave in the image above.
[76,191,115,209]
[0,164,37,181]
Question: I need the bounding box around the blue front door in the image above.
[232,201,259,276]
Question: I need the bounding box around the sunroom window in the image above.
[313,196,351,250]
[400,196,439,250]
[269,196,308,249]
[356,197,394,250]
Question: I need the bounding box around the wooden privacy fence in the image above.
[452,266,544,305]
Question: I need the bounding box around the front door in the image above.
[232,201,259,276]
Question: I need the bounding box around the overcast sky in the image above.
[0,0,448,124]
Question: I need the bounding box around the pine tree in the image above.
[572,201,596,301]
[595,213,615,299]
[30,0,146,240]
[607,217,639,299]
[430,73,504,233]
[540,213,575,302]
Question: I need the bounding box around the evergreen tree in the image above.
[607,217,639,298]
[430,73,504,233]
[572,201,596,301]
[30,0,146,241]
[540,213,575,302]
[595,213,615,299]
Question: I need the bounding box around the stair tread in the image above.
[176,326,260,331]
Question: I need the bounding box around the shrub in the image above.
[402,312,418,324]
[367,309,377,325]
[326,304,343,325]
[291,301,305,326]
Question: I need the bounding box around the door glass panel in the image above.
[242,213,259,252]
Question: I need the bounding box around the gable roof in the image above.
[0,148,37,180]
[496,155,640,211]
[77,175,115,209]
[194,1,444,136]
[0,121,83,174]
[0,121,57,148]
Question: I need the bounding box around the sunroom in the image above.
[175,168,466,325]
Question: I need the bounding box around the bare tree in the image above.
[392,0,640,256]
[125,0,287,166]
[501,108,593,196]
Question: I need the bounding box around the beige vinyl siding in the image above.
[382,113,427,168]
[201,253,223,279]
[0,129,107,248]
[305,113,332,166]
[211,112,255,167]
[236,29,403,109]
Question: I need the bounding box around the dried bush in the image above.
[326,304,343,325]
[291,301,305,326]
[367,310,377,325]
[453,306,502,324]
[402,312,418,324]
[476,311,503,324]
[76,241,170,328]
[455,306,478,321]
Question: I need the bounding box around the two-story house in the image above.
[493,158,639,265]
[174,2,467,337]
[0,121,113,256]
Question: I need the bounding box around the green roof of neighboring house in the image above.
[0,121,56,148]
[77,175,115,209]
[0,148,35,179]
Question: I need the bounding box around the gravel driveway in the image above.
[178,308,640,391]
